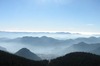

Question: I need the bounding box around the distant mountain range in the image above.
[1,36,100,46]
[0,36,65,46]
[61,42,100,55]
[14,42,100,60]
[1,36,100,59]
[0,31,91,39]
[15,48,41,61]
[91,47,100,55]
[0,31,76,34]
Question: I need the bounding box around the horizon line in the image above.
[0,30,100,35]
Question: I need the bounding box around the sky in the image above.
[0,0,100,34]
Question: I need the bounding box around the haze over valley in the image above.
[0,0,100,66]
[0,31,100,60]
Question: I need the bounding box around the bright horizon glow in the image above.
[1,30,100,35]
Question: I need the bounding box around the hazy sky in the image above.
[0,0,100,34]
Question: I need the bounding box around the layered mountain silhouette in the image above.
[9,36,62,46]
[91,47,100,55]
[63,42,100,54]
[15,48,41,61]
[0,50,100,66]
[2,36,100,47]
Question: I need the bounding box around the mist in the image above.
[0,32,100,60]
[0,31,92,40]
[0,41,68,55]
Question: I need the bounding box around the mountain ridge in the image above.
[0,50,100,66]
[15,48,42,61]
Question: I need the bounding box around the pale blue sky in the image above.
[0,0,100,34]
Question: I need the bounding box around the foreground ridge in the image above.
[0,51,100,66]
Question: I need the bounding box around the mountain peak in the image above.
[15,48,41,61]
[19,48,30,52]
[78,42,87,45]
